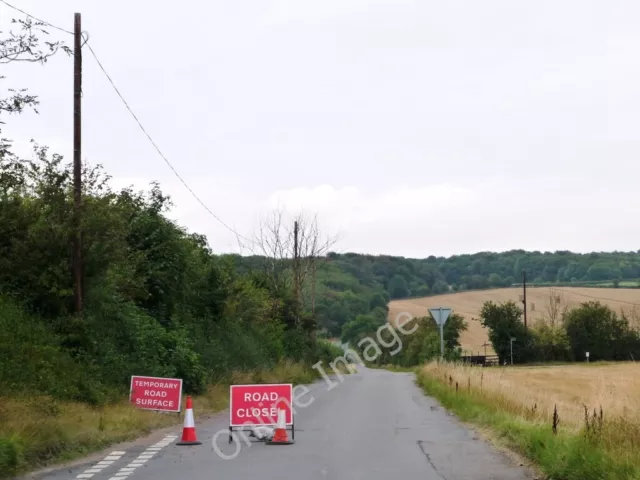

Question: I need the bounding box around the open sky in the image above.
[2,0,640,258]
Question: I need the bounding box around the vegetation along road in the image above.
[24,368,535,480]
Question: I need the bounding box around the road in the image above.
[27,367,535,480]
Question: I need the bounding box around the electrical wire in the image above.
[551,286,640,307]
[0,0,256,247]
[0,0,73,35]
[82,41,256,246]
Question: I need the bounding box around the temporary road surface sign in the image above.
[230,383,293,427]
[130,375,183,412]
[429,307,451,326]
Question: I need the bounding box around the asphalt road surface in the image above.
[27,367,536,480]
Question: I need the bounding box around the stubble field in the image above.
[423,361,640,429]
[389,287,640,354]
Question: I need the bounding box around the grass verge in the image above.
[0,360,348,478]
[416,363,640,480]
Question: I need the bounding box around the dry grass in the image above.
[389,287,640,354]
[0,384,227,473]
[423,361,640,430]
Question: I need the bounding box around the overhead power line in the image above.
[82,41,255,246]
[553,287,640,307]
[0,0,73,34]
[0,0,256,247]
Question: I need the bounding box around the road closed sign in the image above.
[130,375,183,412]
[230,383,293,427]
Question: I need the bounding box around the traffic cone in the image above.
[176,396,202,446]
[266,401,294,445]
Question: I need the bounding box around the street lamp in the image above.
[510,337,516,365]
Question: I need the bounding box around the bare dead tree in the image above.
[244,208,339,315]
[543,288,567,328]
[620,306,640,332]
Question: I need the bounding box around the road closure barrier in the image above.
[228,383,295,444]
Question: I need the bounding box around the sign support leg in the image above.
[229,426,233,444]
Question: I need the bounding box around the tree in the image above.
[245,208,339,311]
[387,274,409,299]
[564,301,639,361]
[479,300,535,364]
[543,288,567,328]
[1,17,71,161]
[340,314,383,345]
[369,292,388,311]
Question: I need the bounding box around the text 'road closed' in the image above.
[229,384,293,427]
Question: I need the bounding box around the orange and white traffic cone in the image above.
[266,401,294,445]
[176,396,202,446]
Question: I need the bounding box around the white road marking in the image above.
[107,435,178,480]
[75,451,125,479]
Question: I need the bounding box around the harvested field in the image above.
[422,361,640,429]
[389,287,640,354]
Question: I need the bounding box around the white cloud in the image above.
[265,0,377,25]
[264,183,478,232]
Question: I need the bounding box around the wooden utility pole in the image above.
[72,13,83,316]
[522,270,527,329]
[311,258,316,316]
[293,221,300,316]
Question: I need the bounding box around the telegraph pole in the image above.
[293,221,300,320]
[311,257,316,316]
[522,270,527,329]
[72,13,83,316]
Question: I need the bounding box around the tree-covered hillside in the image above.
[0,19,343,407]
[227,250,640,338]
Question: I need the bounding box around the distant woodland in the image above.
[228,250,640,338]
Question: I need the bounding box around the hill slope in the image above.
[389,287,640,355]
[230,251,640,338]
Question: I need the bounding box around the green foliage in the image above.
[564,302,640,361]
[238,249,640,340]
[531,322,572,362]
[479,300,640,364]
[0,146,323,403]
[479,301,535,364]
[388,274,409,299]
[342,311,468,368]
[340,314,385,345]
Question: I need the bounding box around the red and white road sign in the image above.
[130,375,183,412]
[229,384,293,427]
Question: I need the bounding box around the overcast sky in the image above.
[2,1,640,258]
